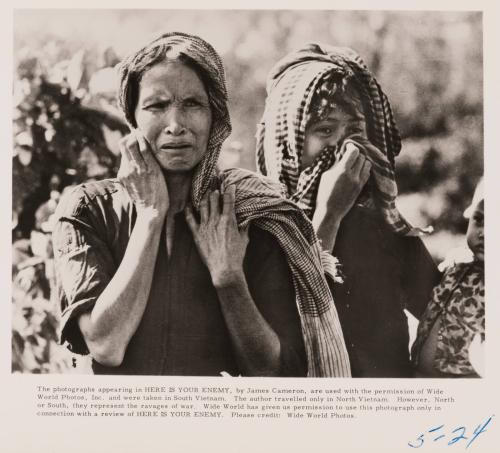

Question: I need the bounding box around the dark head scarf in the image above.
[257,42,423,236]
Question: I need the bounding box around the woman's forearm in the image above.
[215,272,282,376]
[312,207,342,253]
[78,211,165,366]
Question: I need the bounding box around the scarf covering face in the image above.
[257,42,421,236]
[118,33,350,377]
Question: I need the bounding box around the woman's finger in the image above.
[117,160,128,179]
[209,190,221,222]
[134,129,157,169]
[360,160,372,185]
[351,153,367,176]
[134,129,147,153]
[126,131,146,171]
[117,137,134,181]
[185,206,199,235]
[222,185,236,217]
[341,142,360,168]
[199,195,209,224]
[118,135,133,163]
[240,223,250,240]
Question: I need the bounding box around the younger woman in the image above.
[257,43,440,377]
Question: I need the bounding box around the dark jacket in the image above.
[331,205,440,377]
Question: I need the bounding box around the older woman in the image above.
[52,33,351,377]
[257,43,440,377]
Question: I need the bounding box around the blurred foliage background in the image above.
[11,10,483,373]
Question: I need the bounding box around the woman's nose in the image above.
[164,106,186,135]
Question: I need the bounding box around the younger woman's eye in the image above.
[316,126,338,136]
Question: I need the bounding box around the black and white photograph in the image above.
[11,8,484,377]
[3,2,499,452]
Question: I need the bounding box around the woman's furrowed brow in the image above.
[141,92,170,103]
[184,93,207,101]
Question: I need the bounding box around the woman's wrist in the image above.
[312,205,342,231]
[212,269,246,289]
[135,207,168,229]
[313,207,342,253]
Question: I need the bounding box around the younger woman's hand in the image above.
[314,141,371,223]
[185,185,249,288]
[117,130,169,219]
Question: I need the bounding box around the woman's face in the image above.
[302,108,366,170]
[134,60,212,173]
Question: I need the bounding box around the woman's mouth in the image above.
[160,142,192,151]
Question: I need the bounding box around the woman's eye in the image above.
[145,101,167,110]
[317,127,334,135]
[184,98,203,108]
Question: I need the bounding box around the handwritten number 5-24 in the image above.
[408,416,494,449]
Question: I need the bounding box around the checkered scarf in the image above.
[219,168,350,377]
[257,43,422,235]
[119,33,350,377]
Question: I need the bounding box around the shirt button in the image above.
[346,304,350,308]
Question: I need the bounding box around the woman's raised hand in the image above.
[315,141,371,222]
[117,130,169,219]
[185,185,249,288]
